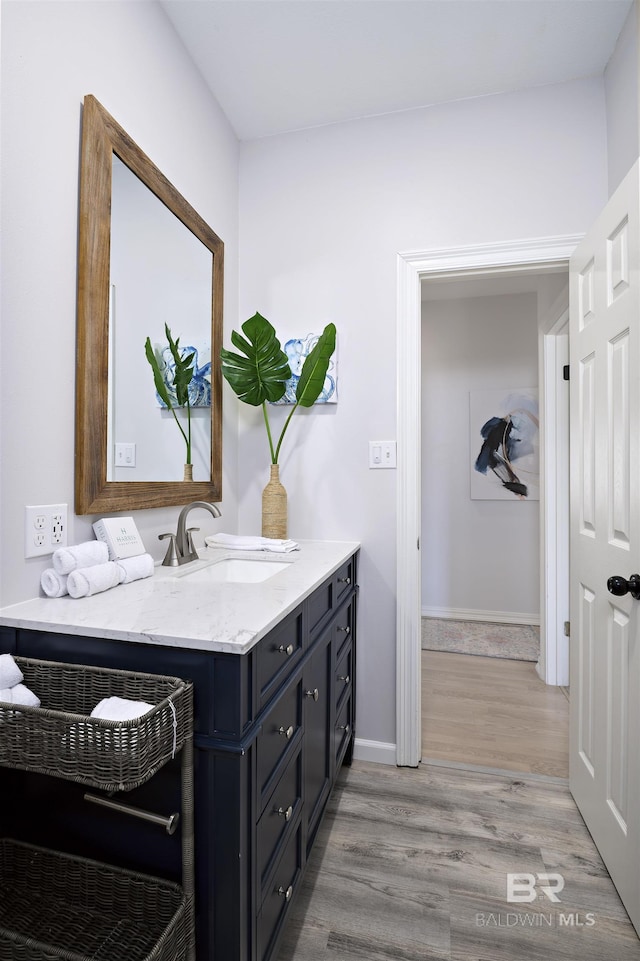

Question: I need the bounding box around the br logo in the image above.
[507,873,565,903]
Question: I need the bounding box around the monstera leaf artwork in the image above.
[221,312,336,464]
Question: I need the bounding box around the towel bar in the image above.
[84,792,180,835]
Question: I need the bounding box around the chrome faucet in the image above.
[159,500,222,566]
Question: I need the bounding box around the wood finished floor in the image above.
[422,650,570,778]
[275,653,639,960]
[276,760,640,961]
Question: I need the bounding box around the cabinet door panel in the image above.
[303,633,331,847]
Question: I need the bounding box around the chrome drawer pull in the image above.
[337,674,350,685]
[337,625,350,634]
[278,724,295,739]
[275,804,294,822]
[339,723,351,735]
[305,688,319,701]
[277,643,294,656]
[277,884,294,902]
[338,576,351,585]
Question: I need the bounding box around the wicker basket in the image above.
[0,839,188,961]
[0,659,192,792]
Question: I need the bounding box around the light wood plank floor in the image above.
[422,650,569,778]
[276,760,640,961]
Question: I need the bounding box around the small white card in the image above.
[93,516,146,560]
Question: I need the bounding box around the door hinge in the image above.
[564,620,570,637]
[563,365,570,381]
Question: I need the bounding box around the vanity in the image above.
[0,540,359,961]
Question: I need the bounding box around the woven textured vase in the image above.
[183,463,193,481]
[262,464,287,539]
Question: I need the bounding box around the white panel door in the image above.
[569,160,640,934]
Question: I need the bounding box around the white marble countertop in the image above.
[0,540,360,655]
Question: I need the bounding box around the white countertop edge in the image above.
[0,540,360,655]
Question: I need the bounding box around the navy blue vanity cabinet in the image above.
[0,550,358,961]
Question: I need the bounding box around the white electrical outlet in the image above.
[25,504,68,558]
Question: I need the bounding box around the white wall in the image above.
[605,0,639,195]
[0,1,239,605]
[421,292,539,623]
[239,78,608,749]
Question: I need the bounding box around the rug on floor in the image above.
[421,617,539,661]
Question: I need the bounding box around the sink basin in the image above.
[172,557,292,584]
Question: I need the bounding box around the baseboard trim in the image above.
[353,737,397,765]
[421,606,540,626]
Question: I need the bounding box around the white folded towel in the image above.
[116,553,155,584]
[205,533,300,553]
[0,683,41,708]
[52,540,109,575]
[67,561,121,598]
[0,654,23,689]
[41,568,69,598]
[90,696,154,721]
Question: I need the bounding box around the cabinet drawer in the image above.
[334,642,352,711]
[257,677,302,809]
[257,747,302,893]
[335,693,353,767]
[257,823,303,961]
[335,556,356,606]
[307,555,357,640]
[256,608,303,711]
[334,600,354,661]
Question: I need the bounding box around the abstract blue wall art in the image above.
[272,333,338,405]
[470,388,539,500]
[156,344,211,408]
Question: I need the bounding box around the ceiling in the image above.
[160,0,632,141]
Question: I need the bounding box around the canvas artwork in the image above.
[469,387,539,501]
[156,344,211,408]
[273,333,338,405]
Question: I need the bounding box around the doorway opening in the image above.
[419,268,569,776]
[395,235,582,768]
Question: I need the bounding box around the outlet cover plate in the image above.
[25,504,68,558]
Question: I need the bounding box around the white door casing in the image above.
[396,235,583,767]
[569,161,640,934]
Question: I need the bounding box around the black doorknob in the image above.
[607,574,640,600]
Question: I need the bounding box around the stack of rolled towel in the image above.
[0,654,40,707]
[205,533,300,553]
[40,541,155,599]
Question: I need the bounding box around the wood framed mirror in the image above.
[75,95,223,514]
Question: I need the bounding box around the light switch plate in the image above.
[369,441,397,469]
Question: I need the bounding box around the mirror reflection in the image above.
[75,94,224,515]
[108,157,212,482]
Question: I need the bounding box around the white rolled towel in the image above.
[41,568,69,598]
[116,553,155,584]
[0,654,23,689]
[67,561,121,598]
[205,533,299,553]
[53,540,109,575]
[0,683,41,708]
[90,696,154,721]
